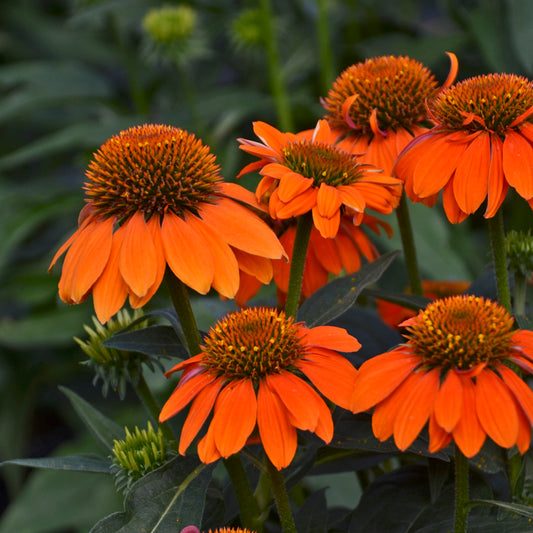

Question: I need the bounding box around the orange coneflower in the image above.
[321,54,458,174]
[237,119,401,239]
[159,307,360,470]
[49,124,285,323]
[235,213,393,306]
[351,295,533,458]
[395,73,533,223]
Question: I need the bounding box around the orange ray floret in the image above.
[49,124,285,323]
[159,307,360,470]
[351,295,533,457]
[395,73,533,222]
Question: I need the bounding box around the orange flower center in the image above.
[85,124,222,221]
[201,308,304,382]
[405,295,514,371]
[431,74,533,136]
[322,55,439,134]
[282,141,367,187]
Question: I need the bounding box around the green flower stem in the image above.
[258,0,293,132]
[165,270,202,355]
[284,213,314,318]
[134,374,176,443]
[266,456,297,533]
[395,192,423,296]
[454,447,470,533]
[488,210,511,312]
[224,455,264,532]
[514,270,527,316]
[316,0,335,94]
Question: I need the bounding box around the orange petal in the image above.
[428,413,453,454]
[274,188,318,219]
[219,181,266,211]
[514,398,532,455]
[197,421,222,464]
[92,225,128,324]
[312,206,341,239]
[161,212,214,294]
[372,384,405,442]
[179,378,224,455]
[484,135,508,218]
[433,370,463,432]
[159,371,215,422]
[233,248,273,284]
[393,368,440,451]
[301,249,329,297]
[309,228,342,276]
[199,197,285,259]
[301,325,361,352]
[498,364,533,425]
[58,217,114,304]
[350,348,420,413]
[316,183,343,218]
[442,179,468,224]
[364,134,395,175]
[252,121,285,154]
[211,379,257,458]
[119,212,157,297]
[452,377,486,458]
[297,349,358,410]
[475,368,518,448]
[257,379,297,470]
[452,132,490,214]
[337,185,366,212]
[503,130,533,200]
[185,213,240,298]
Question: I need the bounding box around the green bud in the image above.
[142,5,197,44]
[230,9,264,49]
[505,229,533,276]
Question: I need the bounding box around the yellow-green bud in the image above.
[230,9,264,49]
[143,5,196,44]
[505,229,533,276]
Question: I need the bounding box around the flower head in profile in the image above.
[159,307,360,470]
[49,124,285,323]
[236,213,392,307]
[237,119,401,239]
[321,54,458,174]
[351,295,533,458]
[395,73,533,223]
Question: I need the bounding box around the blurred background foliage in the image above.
[1,0,533,531]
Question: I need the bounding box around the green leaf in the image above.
[1,453,111,473]
[90,456,214,533]
[295,489,328,533]
[59,386,124,452]
[297,251,400,327]
[469,499,533,519]
[103,325,188,359]
[363,288,432,311]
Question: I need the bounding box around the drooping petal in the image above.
[503,130,533,200]
[498,364,533,425]
[301,325,361,352]
[428,413,453,454]
[197,421,222,464]
[309,232,342,275]
[218,181,266,211]
[211,379,257,458]
[475,368,519,448]
[161,212,215,294]
[335,229,362,273]
[442,179,468,224]
[233,249,273,285]
[337,185,367,212]
[433,370,463,432]
[364,133,396,175]
[312,206,341,239]
[274,188,318,219]
[273,170,314,203]
[119,211,157,298]
[316,183,343,218]
[484,135,508,218]
[257,379,297,470]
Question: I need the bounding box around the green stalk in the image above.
[454,447,470,533]
[395,192,423,296]
[258,0,293,131]
[284,213,314,318]
[224,455,264,532]
[135,374,176,443]
[487,210,511,312]
[266,456,297,533]
[316,0,335,94]
[165,270,202,355]
[513,270,527,316]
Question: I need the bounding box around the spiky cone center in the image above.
[281,140,368,187]
[85,124,222,222]
[200,308,305,382]
[405,295,515,371]
[431,73,533,136]
[323,55,439,134]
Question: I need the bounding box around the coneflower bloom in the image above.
[159,307,360,470]
[235,213,392,306]
[321,54,458,174]
[49,124,285,323]
[395,73,533,223]
[237,119,401,239]
[351,295,533,458]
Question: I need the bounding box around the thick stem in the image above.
[258,0,293,131]
[395,193,423,296]
[266,456,297,533]
[488,210,511,312]
[454,447,470,533]
[224,455,264,533]
[284,213,314,318]
[316,0,335,95]
[165,270,202,355]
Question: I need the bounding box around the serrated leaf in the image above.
[297,251,400,327]
[59,386,124,452]
[0,453,112,474]
[102,325,188,359]
[90,456,214,533]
